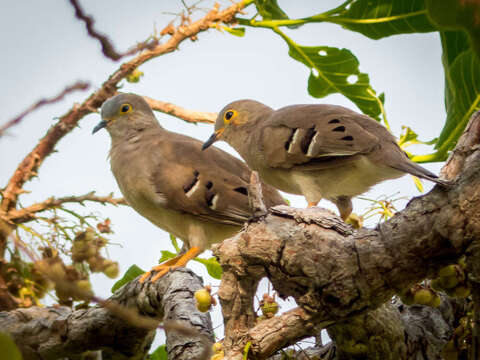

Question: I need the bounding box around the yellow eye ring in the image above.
[223,109,237,124]
[120,103,133,114]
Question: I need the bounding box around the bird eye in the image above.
[120,104,132,114]
[223,109,237,124]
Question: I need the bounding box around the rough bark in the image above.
[213,112,480,359]
[0,268,213,360]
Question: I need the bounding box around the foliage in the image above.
[0,333,22,360]
[238,0,480,162]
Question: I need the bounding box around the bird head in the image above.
[202,99,272,150]
[93,93,158,138]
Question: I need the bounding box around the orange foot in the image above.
[139,246,201,283]
[307,201,318,208]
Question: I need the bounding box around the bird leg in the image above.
[335,196,353,221]
[139,247,201,283]
[307,201,318,208]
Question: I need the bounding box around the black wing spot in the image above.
[206,192,216,207]
[206,181,213,190]
[329,119,340,124]
[333,126,346,132]
[183,170,200,193]
[341,136,354,141]
[284,128,297,151]
[234,186,248,196]
[301,127,317,154]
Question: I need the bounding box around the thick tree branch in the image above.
[0,268,213,360]
[214,112,480,359]
[3,192,127,224]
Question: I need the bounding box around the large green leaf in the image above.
[111,264,145,293]
[426,0,480,59]
[435,31,480,151]
[328,0,436,39]
[287,43,382,119]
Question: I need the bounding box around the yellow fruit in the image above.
[194,289,212,307]
[196,303,210,313]
[211,352,224,360]
[76,280,92,293]
[261,301,279,317]
[428,294,442,308]
[453,285,471,298]
[212,342,223,353]
[413,289,433,305]
[441,275,459,289]
[103,262,119,279]
[438,265,457,277]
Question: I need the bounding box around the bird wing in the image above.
[258,104,385,170]
[146,131,284,226]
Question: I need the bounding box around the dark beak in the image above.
[92,120,108,134]
[202,129,223,150]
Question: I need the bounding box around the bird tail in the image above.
[392,159,451,187]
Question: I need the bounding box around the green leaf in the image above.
[0,332,22,360]
[158,250,177,263]
[221,26,246,37]
[436,31,480,152]
[287,42,381,119]
[193,257,222,279]
[254,0,301,29]
[398,126,437,149]
[328,0,436,40]
[254,0,289,21]
[149,344,168,360]
[111,264,145,293]
[426,0,480,59]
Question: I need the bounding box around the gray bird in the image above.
[202,100,447,220]
[93,94,285,282]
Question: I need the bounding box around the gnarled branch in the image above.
[0,268,213,360]
[214,110,480,359]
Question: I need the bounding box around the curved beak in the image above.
[202,129,224,150]
[92,120,108,134]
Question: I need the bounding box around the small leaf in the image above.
[0,332,22,360]
[149,344,168,360]
[111,264,145,293]
[254,0,301,29]
[193,257,222,279]
[221,26,246,37]
[412,176,424,193]
[159,250,176,263]
[169,234,180,253]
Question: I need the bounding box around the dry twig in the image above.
[0,82,89,137]
[68,0,159,61]
[4,192,127,224]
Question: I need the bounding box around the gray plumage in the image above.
[94,94,285,278]
[203,99,448,219]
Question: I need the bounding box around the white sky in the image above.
[1,0,446,350]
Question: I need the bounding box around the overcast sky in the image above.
[1,0,446,348]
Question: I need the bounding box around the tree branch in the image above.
[0,268,214,360]
[3,192,127,224]
[0,0,248,256]
[68,0,158,61]
[214,112,480,359]
[144,96,216,124]
[0,82,89,138]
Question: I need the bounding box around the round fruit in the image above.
[413,289,433,305]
